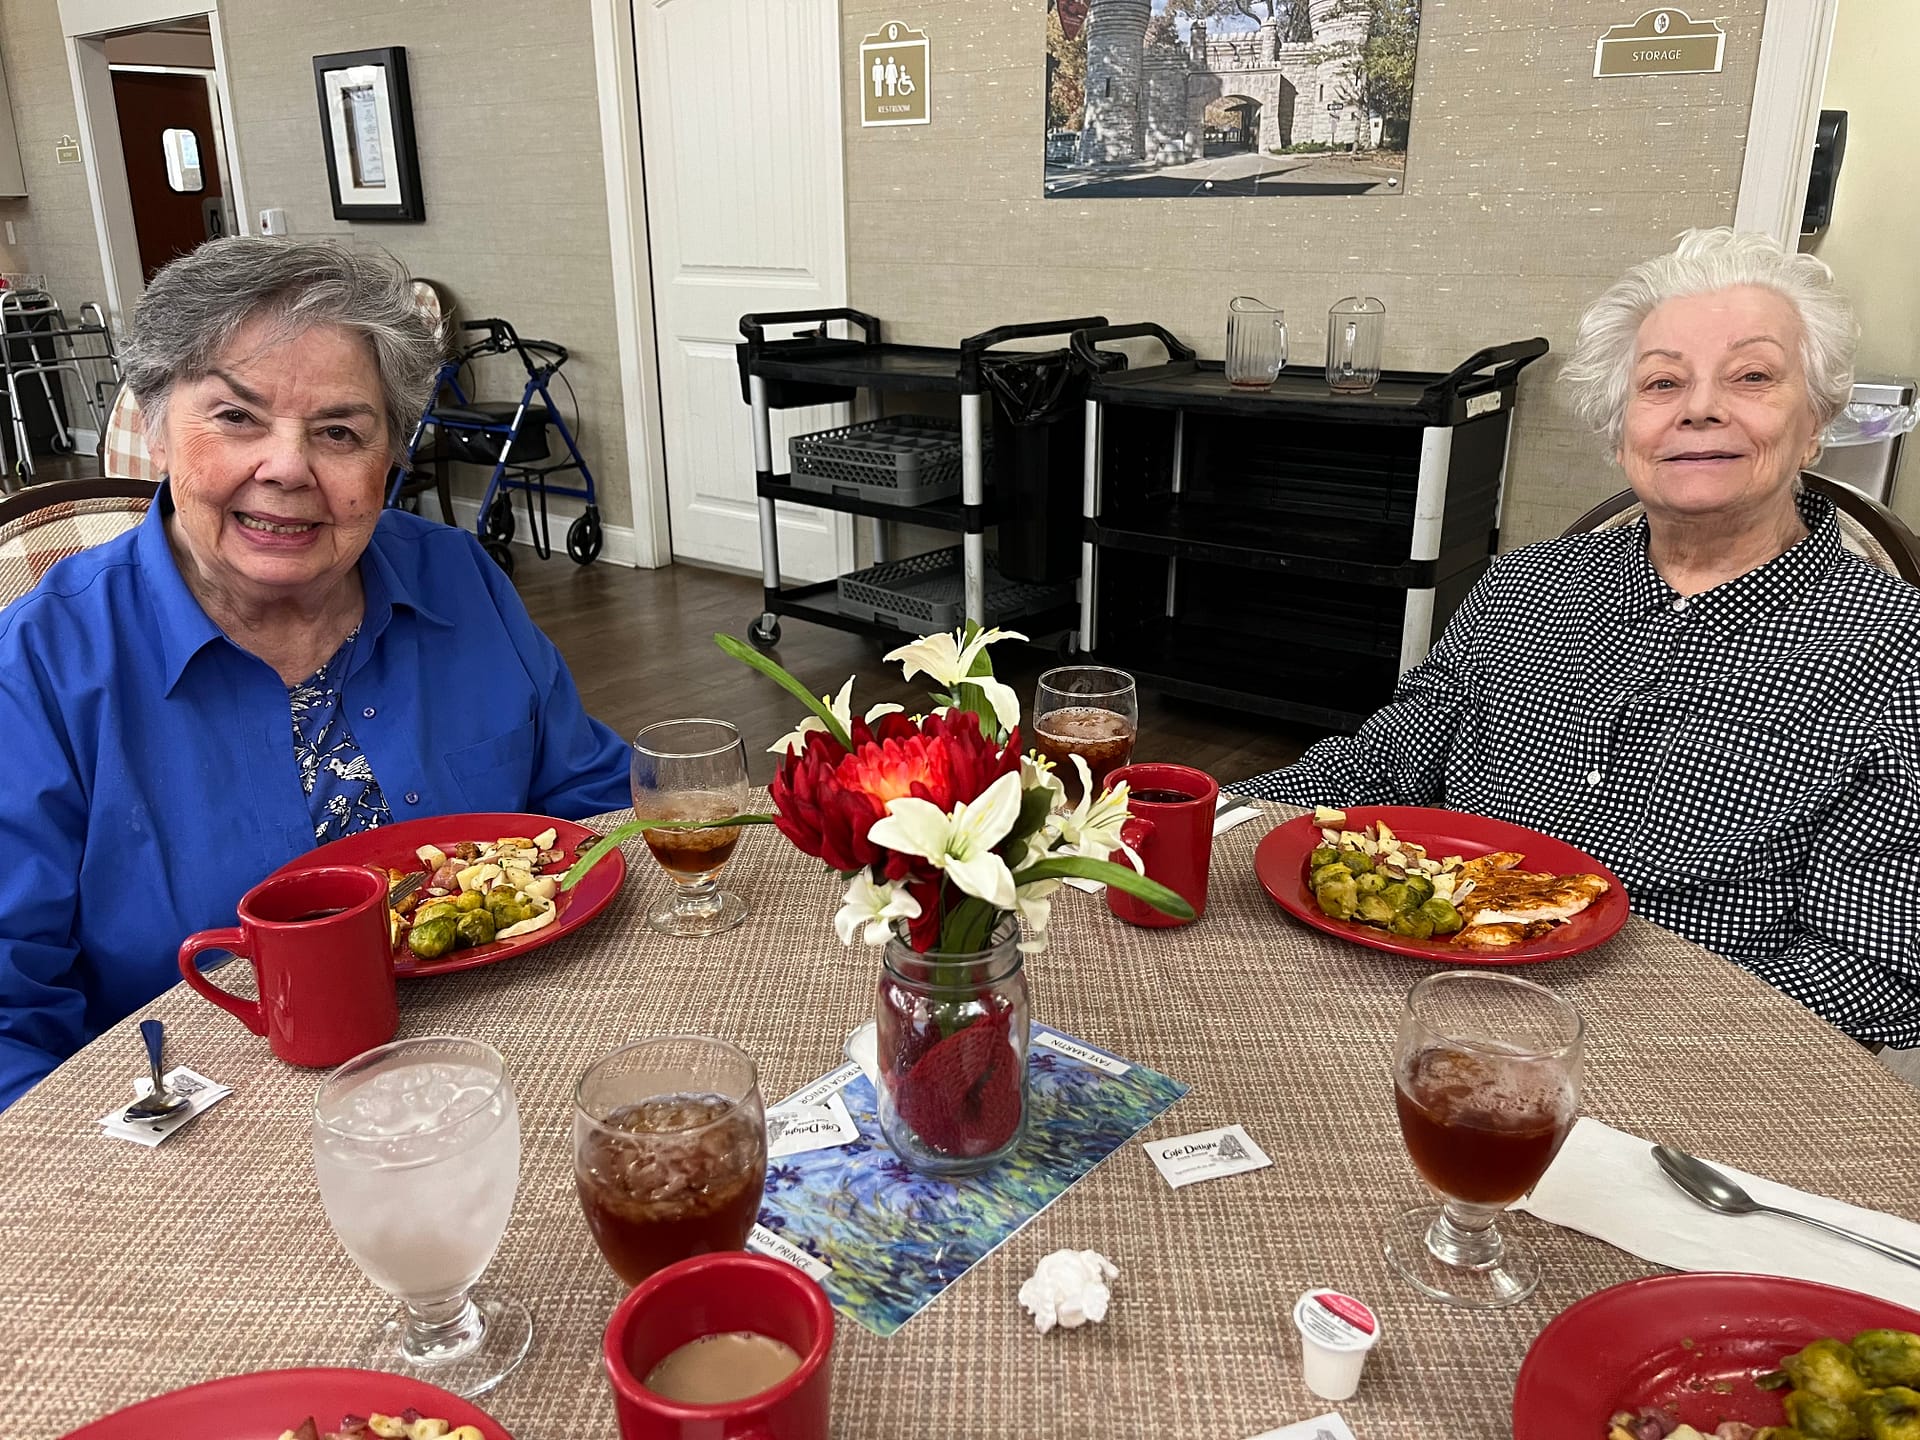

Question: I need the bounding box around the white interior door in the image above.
[636,0,851,578]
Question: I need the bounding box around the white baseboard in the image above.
[72,428,101,455]
[446,492,641,569]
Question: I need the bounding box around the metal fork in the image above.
[387,871,428,908]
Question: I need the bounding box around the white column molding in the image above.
[1733,0,1841,245]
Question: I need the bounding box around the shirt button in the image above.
[1671,597,1690,613]
[1586,769,1604,786]
[405,792,420,805]
[362,706,377,718]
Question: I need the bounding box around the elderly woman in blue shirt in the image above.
[0,238,631,1107]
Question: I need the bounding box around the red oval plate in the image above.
[1512,1272,1920,1439]
[63,1366,513,1439]
[1254,805,1629,965]
[269,811,626,979]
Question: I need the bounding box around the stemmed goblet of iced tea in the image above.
[573,1036,768,1287]
[1383,970,1583,1309]
[1033,666,1138,802]
[631,718,750,938]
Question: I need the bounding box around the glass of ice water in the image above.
[312,1035,531,1397]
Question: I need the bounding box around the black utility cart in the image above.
[735,310,1104,648]
[1069,323,1548,730]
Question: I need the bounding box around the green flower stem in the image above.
[713,632,854,750]
[1012,856,1196,920]
[561,814,776,891]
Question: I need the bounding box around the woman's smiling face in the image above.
[148,316,391,609]
[1618,284,1822,526]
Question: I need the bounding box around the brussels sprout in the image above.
[1402,873,1436,905]
[1857,1385,1920,1440]
[1785,1340,1868,1405]
[455,908,498,948]
[486,886,522,913]
[454,890,487,913]
[1339,850,1375,875]
[1356,893,1396,924]
[1355,871,1388,895]
[407,915,458,961]
[1312,862,1352,889]
[1313,872,1359,920]
[1387,909,1436,940]
[1379,882,1417,913]
[1419,897,1465,935]
[1855,1333,1920,1389]
[1783,1388,1864,1439]
[1310,845,1338,869]
[413,900,458,927]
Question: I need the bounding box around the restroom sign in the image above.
[1594,8,1726,77]
[860,22,930,127]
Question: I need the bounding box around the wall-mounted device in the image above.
[1802,109,1848,235]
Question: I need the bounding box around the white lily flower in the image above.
[769,676,905,754]
[1014,879,1060,955]
[867,770,1025,910]
[1056,761,1141,870]
[884,627,1028,733]
[832,872,923,946]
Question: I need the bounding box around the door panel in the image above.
[637,0,849,578]
[111,71,222,281]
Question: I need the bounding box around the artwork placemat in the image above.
[749,1024,1188,1336]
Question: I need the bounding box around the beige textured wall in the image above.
[1803,0,1920,524]
[843,0,1768,548]
[0,0,630,531]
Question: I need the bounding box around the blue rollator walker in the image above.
[391,317,601,576]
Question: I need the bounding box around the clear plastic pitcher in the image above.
[1327,296,1386,394]
[1226,296,1287,390]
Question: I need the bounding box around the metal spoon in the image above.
[123,1019,190,1123]
[1653,1144,1920,1272]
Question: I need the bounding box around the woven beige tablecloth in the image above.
[5,801,1920,1439]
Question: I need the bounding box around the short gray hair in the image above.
[120,237,443,461]
[1563,227,1857,452]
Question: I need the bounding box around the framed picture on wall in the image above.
[313,46,425,222]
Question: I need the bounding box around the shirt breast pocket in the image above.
[1638,716,1850,855]
[446,719,539,812]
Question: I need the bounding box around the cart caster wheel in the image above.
[483,539,516,577]
[482,496,515,544]
[567,508,603,565]
[747,613,781,650]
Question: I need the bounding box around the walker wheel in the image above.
[482,496,515,544]
[483,538,515,577]
[567,508,603,565]
[747,613,781,649]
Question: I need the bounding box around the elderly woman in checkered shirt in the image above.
[1242,227,1920,1053]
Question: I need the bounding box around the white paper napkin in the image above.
[1518,1117,1920,1309]
[1064,793,1264,893]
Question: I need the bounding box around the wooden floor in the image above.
[25,450,1312,787]
[511,553,1316,788]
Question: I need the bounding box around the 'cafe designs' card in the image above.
[1143,1123,1273,1189]
[766,1091,861,1159]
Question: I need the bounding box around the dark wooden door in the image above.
[111,71,223,281]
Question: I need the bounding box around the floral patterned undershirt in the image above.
[290,625,393,843]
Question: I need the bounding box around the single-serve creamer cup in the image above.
[1292,1288,1380,1401]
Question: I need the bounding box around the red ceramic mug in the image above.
[178,865,399,1068]
[605,1251,834,1440]
[1105,762,1219,928]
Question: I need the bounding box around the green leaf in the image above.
[938,894,999,955]
[713,633,854,750]
[1012,855,1196,920]
[562,814,776,891]
[1003,782,1057,848]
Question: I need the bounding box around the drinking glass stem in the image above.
[1424,1200,1507,1270]
[676,874,722,917]
[398,1291,485,1365]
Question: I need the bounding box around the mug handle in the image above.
[1121,814,1156,856]
[177,927,266,1036]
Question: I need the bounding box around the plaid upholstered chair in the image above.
[1562,473,1920,586]
[0,479,158,609]
[99,383,164,483]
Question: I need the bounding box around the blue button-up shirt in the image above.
[0,490,632,1107]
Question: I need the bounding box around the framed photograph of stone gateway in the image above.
[1045,0,1422,198]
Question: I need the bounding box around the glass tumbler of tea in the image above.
[1033,666,1138,802]
[1225,296,1287,389]
[632,718,751,938]
[1382,970,1583,1309]
[574,1035,769,1288]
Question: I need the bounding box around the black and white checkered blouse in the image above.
[1239,491,1920,1047]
